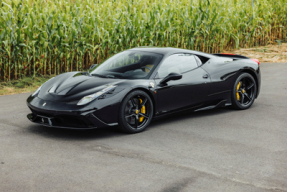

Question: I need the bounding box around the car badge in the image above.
[43,102,46,106]
[150,82,154,88]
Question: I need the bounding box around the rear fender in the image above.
[238,68,260,98]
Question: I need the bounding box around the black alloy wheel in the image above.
[119,90,153,133]
[232,73,257,110]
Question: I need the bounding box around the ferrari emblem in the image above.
[135,110,139,114]
[43,102,46,106]
[150,82,154,88]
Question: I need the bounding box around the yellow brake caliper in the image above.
[139,99,146,122]
[236,82,241,100]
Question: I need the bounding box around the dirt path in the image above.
[226,43,287,63]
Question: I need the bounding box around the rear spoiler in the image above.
[213,53,249,59]
[213,53,259,65]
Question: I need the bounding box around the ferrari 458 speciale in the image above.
[27,47,261,133]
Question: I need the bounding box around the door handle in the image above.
[203,74,209,79]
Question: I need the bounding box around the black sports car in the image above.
[27,47,261,133]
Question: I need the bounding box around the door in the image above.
[155,53,211,113]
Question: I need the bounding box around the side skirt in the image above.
[194,100,230,112]
[153,99,231,119]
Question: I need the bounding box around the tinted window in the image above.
[194,55,202,66]
[157,54,198,78]
[90,51,163,79]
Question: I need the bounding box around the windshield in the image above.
[90,51,163,79]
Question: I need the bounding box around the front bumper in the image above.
[27,100,119,130]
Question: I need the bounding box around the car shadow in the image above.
[149,107,233,128]
[27,106,237,140]
[27,124,125,140]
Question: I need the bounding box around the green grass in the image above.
[0,75,54,95]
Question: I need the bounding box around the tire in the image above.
[119,90,154,133]
[231,73,257,110]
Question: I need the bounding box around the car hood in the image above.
[38,72,126,102]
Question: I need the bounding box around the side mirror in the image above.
[160,73,182,85]
[89,64,98,70]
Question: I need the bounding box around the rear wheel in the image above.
[119,90,153,133]
[232,73,257,110]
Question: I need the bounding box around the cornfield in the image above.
[0,0,286,81]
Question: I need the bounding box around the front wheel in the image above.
[231,73,257,110]
[119,90,153,133]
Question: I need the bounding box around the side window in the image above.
[157,54,198,78]
[194,55,202,66]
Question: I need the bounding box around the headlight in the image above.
[77,85,117,105]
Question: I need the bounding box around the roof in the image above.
[129,47,215,58]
